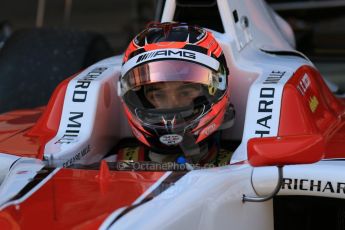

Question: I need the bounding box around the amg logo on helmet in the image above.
[136,50,196,63]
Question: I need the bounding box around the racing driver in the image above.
[115,22,235,166]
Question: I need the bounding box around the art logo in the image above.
[160,134,183,145]
[309,96,319,113]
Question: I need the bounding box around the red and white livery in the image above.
[0,0,345,229]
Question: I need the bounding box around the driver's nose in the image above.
[166,94,181,108]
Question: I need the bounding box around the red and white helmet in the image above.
[119,22,233,155]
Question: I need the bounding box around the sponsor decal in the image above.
[262,71,286,85]
[309,95,319,113]
[72,67,108,103]
[62,145,91,167]
[55,67,108,145]
[122,147,140,161]
[121,48,220,77]
[55,112,83,144]
[255,71,286,137]
[159,134,183,145]
[202,123,216,136]
[44,66,111,166]
[282,178,345,194]
[136,50,196,63]
[297,73,311,96]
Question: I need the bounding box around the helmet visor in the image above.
[121,60,227,129]
[120,60,226,98]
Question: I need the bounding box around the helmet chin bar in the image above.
[242,166,284,202]
[134,101,208,130]
[219,104,235,130]
[148,131,211,158]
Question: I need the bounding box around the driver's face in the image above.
[145,82,202,109]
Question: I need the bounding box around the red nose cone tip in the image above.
[98,160,110,181]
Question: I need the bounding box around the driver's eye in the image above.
[146,90,168,105]
[152,91,166,100]
[179,90,190,97]
[177,86,201,99]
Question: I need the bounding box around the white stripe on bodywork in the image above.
[231,69,293,163]
[0,153,20,185]
[44,62,121,167]
[0,166,60,210]
[252,160,345,199]
[132,171,172,205]
[99,171,172,229]
[99,207,127,230]
[243,69,292,139]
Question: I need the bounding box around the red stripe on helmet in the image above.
[123,41,139,63]
[197,32,223,58]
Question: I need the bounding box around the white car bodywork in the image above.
[0,0,344,229]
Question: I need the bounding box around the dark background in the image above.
[1,0,345,87]
[0,0,157,53]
